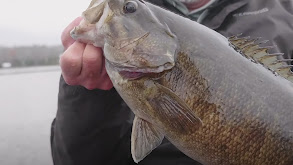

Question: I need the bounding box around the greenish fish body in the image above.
[71,0,293,164]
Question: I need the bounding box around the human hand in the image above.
[60,17,113,90]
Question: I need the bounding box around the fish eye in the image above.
[123,1,138,13]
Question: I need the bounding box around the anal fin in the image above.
[131,116,164,163]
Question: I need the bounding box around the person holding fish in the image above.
[51,0,293,165]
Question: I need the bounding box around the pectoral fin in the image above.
[146,82,202,134]
[131,116,164,163]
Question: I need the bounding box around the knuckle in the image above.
[60,53,80,68]
[83,54,100,65]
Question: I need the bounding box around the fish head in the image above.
[71,0,179,78]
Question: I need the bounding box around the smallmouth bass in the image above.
[70,0,293,164]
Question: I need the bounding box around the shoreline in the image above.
[0,65,60,75]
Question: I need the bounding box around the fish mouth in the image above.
[108,61,172,79]
[117,66,168,80]
[119,71,146,79]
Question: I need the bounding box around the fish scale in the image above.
[153,51,292,165]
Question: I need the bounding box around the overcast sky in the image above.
[0,0,92,47]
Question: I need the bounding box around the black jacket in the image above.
[51,0,293,165]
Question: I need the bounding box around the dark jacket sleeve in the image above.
[51,76,134,165]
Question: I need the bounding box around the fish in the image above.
[70,0,293,164]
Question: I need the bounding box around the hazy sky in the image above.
[0,0,92,46]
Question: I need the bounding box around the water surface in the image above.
[0,66,60,165]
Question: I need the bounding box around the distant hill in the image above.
[0,45,63,68]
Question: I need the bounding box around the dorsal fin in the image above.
[228,35,293,83]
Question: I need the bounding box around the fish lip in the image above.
[108,61,170,79]
[116,66,167,80]
[119,71,146,80]
[113,62,170,72]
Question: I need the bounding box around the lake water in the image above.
[0,66,60,165]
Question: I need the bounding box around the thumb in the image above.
[61,17,83,50]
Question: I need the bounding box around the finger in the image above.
[61,17,83,50]
[60,42,85,84]
[99,79,113,90]
[99,68,113,90]
[80,44,104,89]
[98,56,113,90]
[81,52,113,90]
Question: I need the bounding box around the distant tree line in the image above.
[0,45,63,68]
